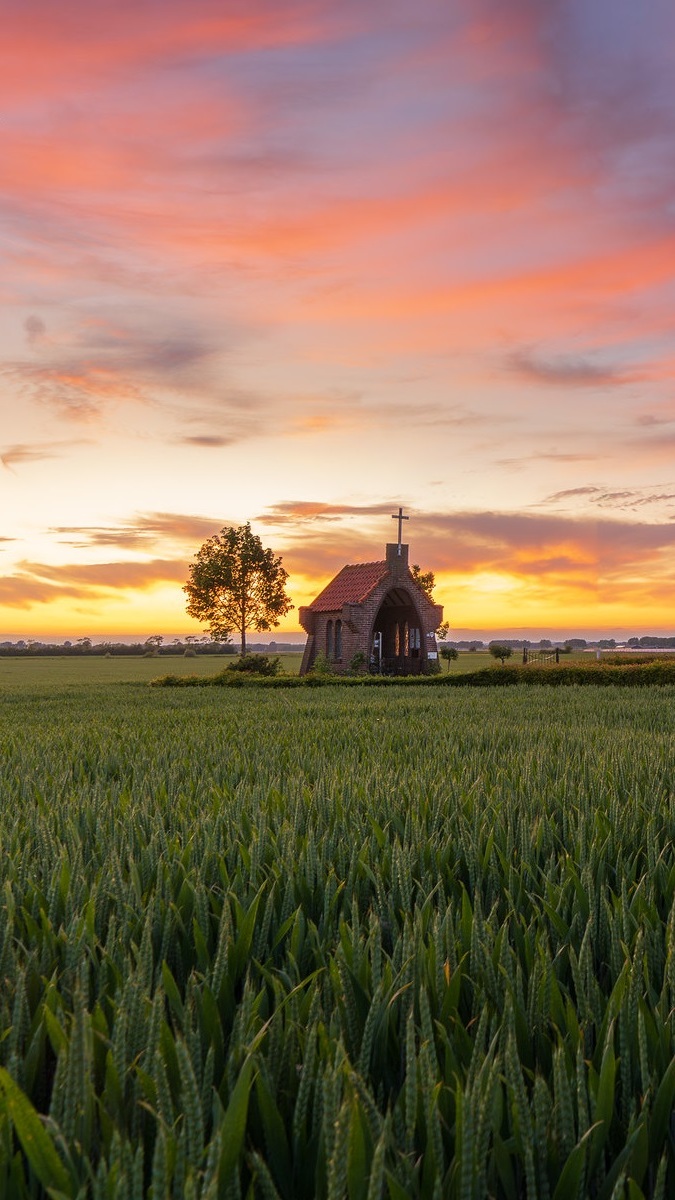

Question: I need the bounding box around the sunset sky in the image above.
[2,0,675,640]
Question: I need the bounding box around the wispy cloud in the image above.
[179,435,239,448]
[497,451,604,468]
[543,487,601,501]
[50,511,227,550]
[4,312,233,423]
[635,414,675,428]
[507,348,629,388]
[541,485,675,512]
[1,440,91,470]
[262,500,395,524]
[24,315,46,345]
[172,387,274,447]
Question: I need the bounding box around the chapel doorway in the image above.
[370,587,424,674]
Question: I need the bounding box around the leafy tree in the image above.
[440,645,458,671]
[411,564,435,598]
[184,523,293,654]
[489,643,513,664]
[436,620,450,641]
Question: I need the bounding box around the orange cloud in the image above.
[271,506,675,612]
[0,558,187,610]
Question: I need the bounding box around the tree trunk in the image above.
[240,596,247,656]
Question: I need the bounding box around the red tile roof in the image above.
[309,561,388,611]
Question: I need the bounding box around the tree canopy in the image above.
[411,564,435,598]
[184,523,293,654]
[440,644,458,670]
[489,642,513,664]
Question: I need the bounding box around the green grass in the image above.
[438,650,591,673]
[0,652,304,692]
[439,650,495,672]
[1,678,674,1197]
[0,649,502,695]
[0,649,588,693]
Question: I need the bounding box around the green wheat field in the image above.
[1,665,675,1197]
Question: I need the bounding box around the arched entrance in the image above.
[370,587,425,674]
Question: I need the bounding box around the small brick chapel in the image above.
[299,510,444,675]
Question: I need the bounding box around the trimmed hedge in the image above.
[151,658,675,688]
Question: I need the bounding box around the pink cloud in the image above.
[0,3,355,104]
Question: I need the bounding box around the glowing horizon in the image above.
[2,1,675,640]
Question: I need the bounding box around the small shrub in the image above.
[227,653,280,676]
[310,652,335,676]
[348,651,367,674]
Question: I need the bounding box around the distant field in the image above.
[440,649,495,672]
[0,648,495,690]
[0,648,572,691]
[439,649,591,672]
[0,651,304,691]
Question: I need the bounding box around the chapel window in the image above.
[335,619,342,660]
[326,620,334,659]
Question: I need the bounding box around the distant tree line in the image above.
[0,636,306,657]
[626,636,675,648]
[0,637,237,658]
[3,633,672,658]
[439,636,675,650]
